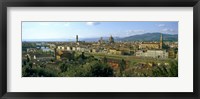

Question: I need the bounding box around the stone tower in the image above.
[109,35,114,44]
[76,35,78,43]
[160,33,163,49]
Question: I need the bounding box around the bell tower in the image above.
[76,35,78,43]
[109,35,114,44]
[160,33,163,49]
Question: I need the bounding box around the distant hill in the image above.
[75,33,178,42]
[119,33,178,42]
[23,33,178,42]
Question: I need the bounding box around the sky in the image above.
[22,21,178,41]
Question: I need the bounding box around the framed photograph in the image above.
[0,0,199,99]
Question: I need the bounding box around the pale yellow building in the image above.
[109,49,123,55]
[139,33,163,49]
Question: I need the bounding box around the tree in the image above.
[119,59,126,75]
[80,52,86,59]
[60,63,68,72]
[103,56,108,63]
[23,60,26,66]
[29,62,33,68]
[26,55,30,62]
[91,61,113,77]
[152,60,178,77]
[50,59,54,62]
[162,44,170,50]
[71,51,75,60]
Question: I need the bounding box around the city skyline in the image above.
[22,21,178,41]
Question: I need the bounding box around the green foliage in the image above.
[123,60,178,77]
[22,50,178,77]
[22,42,37,51]
[23,65,58,77]
[119,59,126,72]
[26,55,30,62]
[168,60,178,77]
[152,60,178,77]
[103,56,108,63]
[59,56,114,77]
[90,61,114,77]
[60,63,68,72]
[162,44,170,50]
[80,52,86,59]
[22,58,59,77]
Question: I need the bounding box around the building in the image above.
[72,47,76,51]
[41,47,53,52]
[139,43,160,49]
[109,35,114,44]
[109,49,123,55]
[76,35,78,43]
[25,54,31,60]
[27,48,37,53]
[92,48,98,53]
[48,44,56,49]
[139,33,163,49]
[168,49,176,58]
[98,37,104,44]
[136,50,168,58]
[33,55,37,59]
[57,46,65,51]
[66,46,72,51]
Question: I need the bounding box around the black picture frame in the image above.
[0,0,199,99]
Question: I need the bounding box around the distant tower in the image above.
[99,37,103,44]
[160,33,163,49]
[100,37,103,42]
[76,35,78,43]
[109,35,114,44]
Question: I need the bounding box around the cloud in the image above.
[161,28,176,33]
[127,30,145,33]
[158,24,166,27]
[86,22,100,26]
[125,30,146,36]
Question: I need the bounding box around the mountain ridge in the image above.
[22,33,178,42]
[119,33,178,42]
